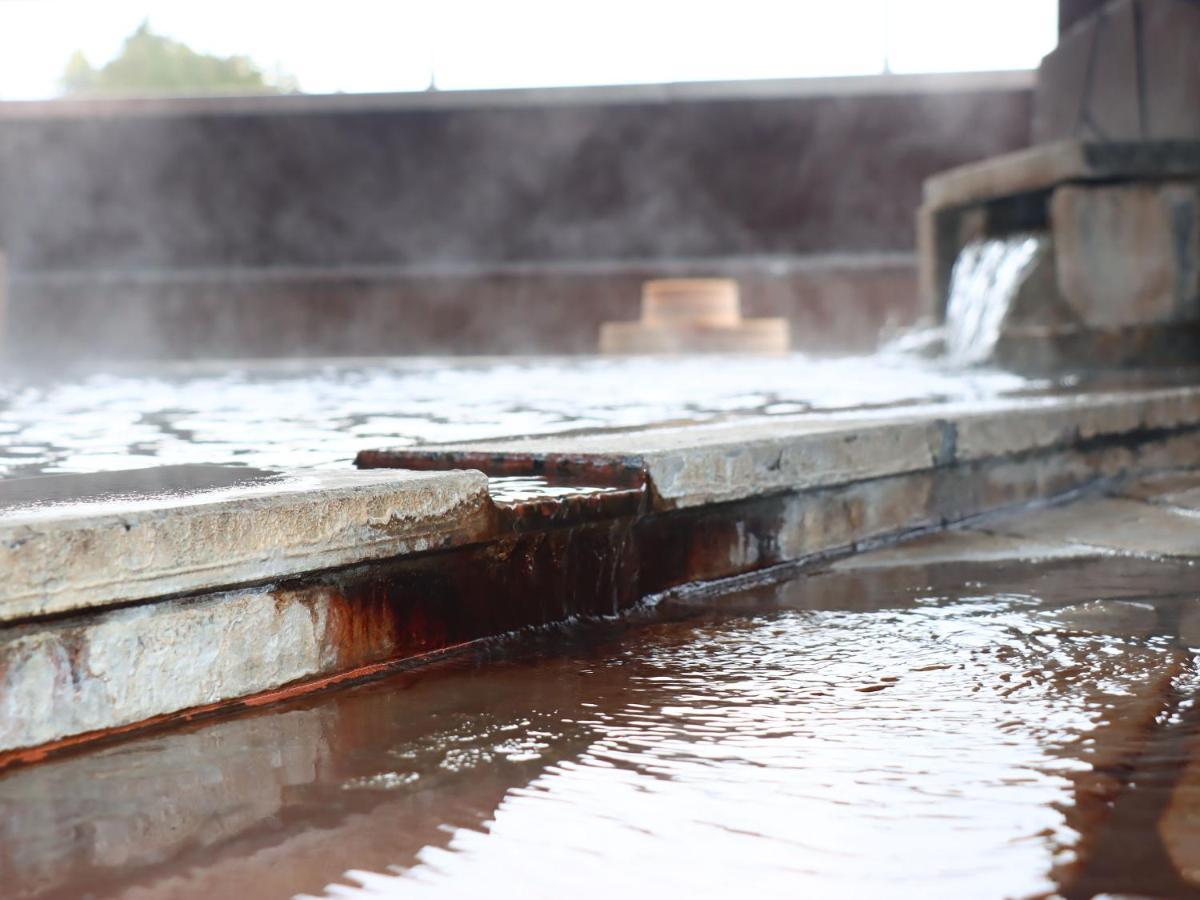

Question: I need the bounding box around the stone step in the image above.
[3,385,1200,767]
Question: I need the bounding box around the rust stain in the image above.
[0,639,483,774]
[1,455,801,773]
[494,486,647,531]
[355,448,647,489]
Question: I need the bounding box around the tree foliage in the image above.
[62,22,297,96]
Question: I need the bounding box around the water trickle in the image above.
[944,233,1044,365]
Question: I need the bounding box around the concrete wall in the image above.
[1060,0,1110,34]
[0,73,1033,361]
[1036,0,1200,144]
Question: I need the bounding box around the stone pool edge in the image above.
[2,385,1199,766]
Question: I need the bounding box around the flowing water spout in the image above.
[943,234,1044,365]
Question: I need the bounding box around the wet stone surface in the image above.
[0,355,1036,479]
[4,550,1200,899]
[991,497,1200,560]
[0,464,283,512]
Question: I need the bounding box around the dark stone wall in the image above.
[0,82,1031,360]
[1060,0,1110,34]
[1036,0,1200,144]
[0,86,1031,273]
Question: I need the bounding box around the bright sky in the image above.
[0,0,1058,100]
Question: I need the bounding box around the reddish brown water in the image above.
[4,554,1200,899]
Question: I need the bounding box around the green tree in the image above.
[61,22,297,96]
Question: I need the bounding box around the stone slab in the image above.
[951,387,1200,462]
[830,529,1099,571]
[1136,494,1200,516]
[362,386,1200,508]
[922,140,1200,212]
[1035,0,1200,145]
[991,496,1200,559]
[0,468,492,624]
[0,463,281,509]
[1118,472,1200,513]
[1051,182,1200,327]
[0,585,331,751]
[3,421,1199,762]
[993,323,1200,373]
[3,386,1197,628]
[361,414,947,509]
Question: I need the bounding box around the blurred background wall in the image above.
[0,72,1031,361]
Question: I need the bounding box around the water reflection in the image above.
[3,555,1200,898]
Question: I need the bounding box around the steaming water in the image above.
[5,554,1200,899]
[0,354,1036,479]
[944,234,1044,365]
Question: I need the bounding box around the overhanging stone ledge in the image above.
[359,386,1200,509]
[922,139,1200,212]
[4,389,1200,766]
[0,469,493,624]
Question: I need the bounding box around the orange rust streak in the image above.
[0,638,483,773]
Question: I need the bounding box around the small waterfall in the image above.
[944,234,1044,365]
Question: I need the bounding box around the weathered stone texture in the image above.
[923,143,1200,219]
[954,388,1200,461]
[919,140,1200,369]
[832,529,1097,571]
[0,587,332,753]
[0,469,492,622]
[3,388,1200,761]
[639,419,944,509]
[1035,0,1200,144]
[994,497,1200,559]
[369,388,1200,509]
[1051,183,1200,327]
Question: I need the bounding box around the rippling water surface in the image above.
[323,564,1195,900]
[0,354,1035,478]
[5,555,1200,899]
